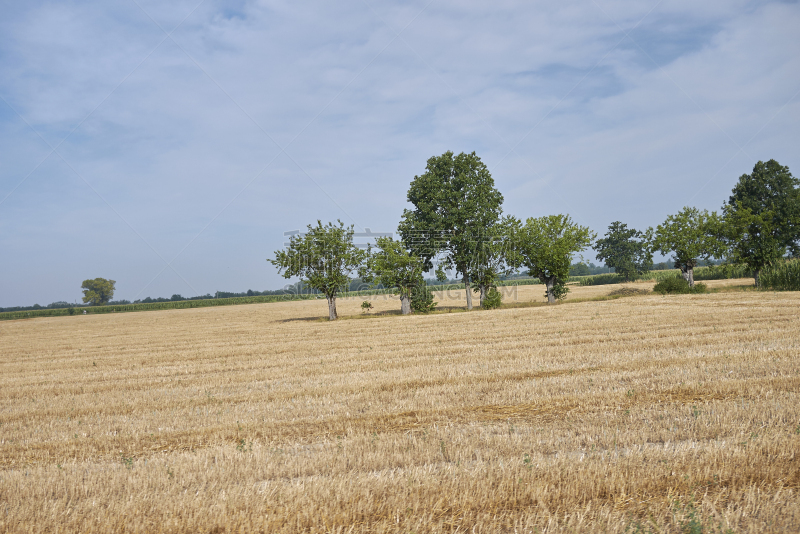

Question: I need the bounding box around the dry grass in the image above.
[1,278,799,533]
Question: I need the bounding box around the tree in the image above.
[81,278,116,306]
[269,220,367,320]
[360,236,425,315]
[515,215,595,304]
[398,151,504,310]
[652,207,723,288]
[722,160,800,287]
[471,216,522,306]
[593,221,653,282]
[569,262,591,276]
[410,276,437,313]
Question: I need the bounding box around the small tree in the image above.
[81,278,116,306]
[471,216,522,306]
[515,215,595,304]
[593,221,653,282]
[360,236,425,315]
[410,276,437,313]
[722,160,800,287]
[652,207,724,287]
[269,220,367,321]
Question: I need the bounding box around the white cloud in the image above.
[1,0,798,306]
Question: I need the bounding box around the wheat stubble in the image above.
[1,281,798,533]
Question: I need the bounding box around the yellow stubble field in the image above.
[1,279,799,533]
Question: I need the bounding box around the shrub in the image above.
[482,287,502,309]
[410,284,437,313]
[759,259,800,291]
[653,277,707,295]
[360,301,373,313]
[578,273,625,286]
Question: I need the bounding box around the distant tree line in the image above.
[8,157,796,315]
[270,153,800,320]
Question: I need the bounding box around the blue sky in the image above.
[1,0,798,307]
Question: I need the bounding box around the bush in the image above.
[410,284,437,313]
[653,277,707,295]
[759,259,800,290]
[578,273,625,286]
[482,287,502,309]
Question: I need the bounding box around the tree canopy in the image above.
[515,215,595,304]
[470,216,522,306]
[269,220,367,320]
[398,151,504,310]
[594,221,653,282]
[722,160,800,286]
[652,207,724,287]
[81,278,116,306]
[360,236,425,315]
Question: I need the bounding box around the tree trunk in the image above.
[680,265,695,287]
[464,275,473,310]
[545,277,556,304]
[479,285,487,307]
[754,269,760,288]
[400,295,411,315]
[326,295,338,321]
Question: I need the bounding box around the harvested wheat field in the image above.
[1,279,799,533]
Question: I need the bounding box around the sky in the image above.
[1,0,798,307]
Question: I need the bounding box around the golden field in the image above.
[1,279,799,533]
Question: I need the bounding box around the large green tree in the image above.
[593,221,653,282]
[722,160,800,286]
[81,278,116,306]
[360,236,425,315]
[652,207,724,287]
[515,215,595,304]
[269,220,367,320]
[398,151,504,310]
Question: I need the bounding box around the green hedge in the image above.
[760,260,800,291]
[0,294,320,321]
[577,265,753,286]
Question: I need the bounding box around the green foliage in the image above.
[515,214,596,303]
[360,301,373,313]
[410,278,437,313]
[360,237,424,303]
[653,207,724,285]
[578,273,626,286]
[481,287,502,309]
[691,263,751,281]
[675,498,734,534]
[577,264,751,287]
[727,159,800,254]
[0,294,319,321]
[471,216,522,298]
[398,151,504,309]
[759,259,800,291]
[594,221,653,281]
[653,276,707,295]
[81,278,116,306]
[120,455,134,469]
[269,220,368,320]
[722,160,800,285]
[569,262,591,276]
